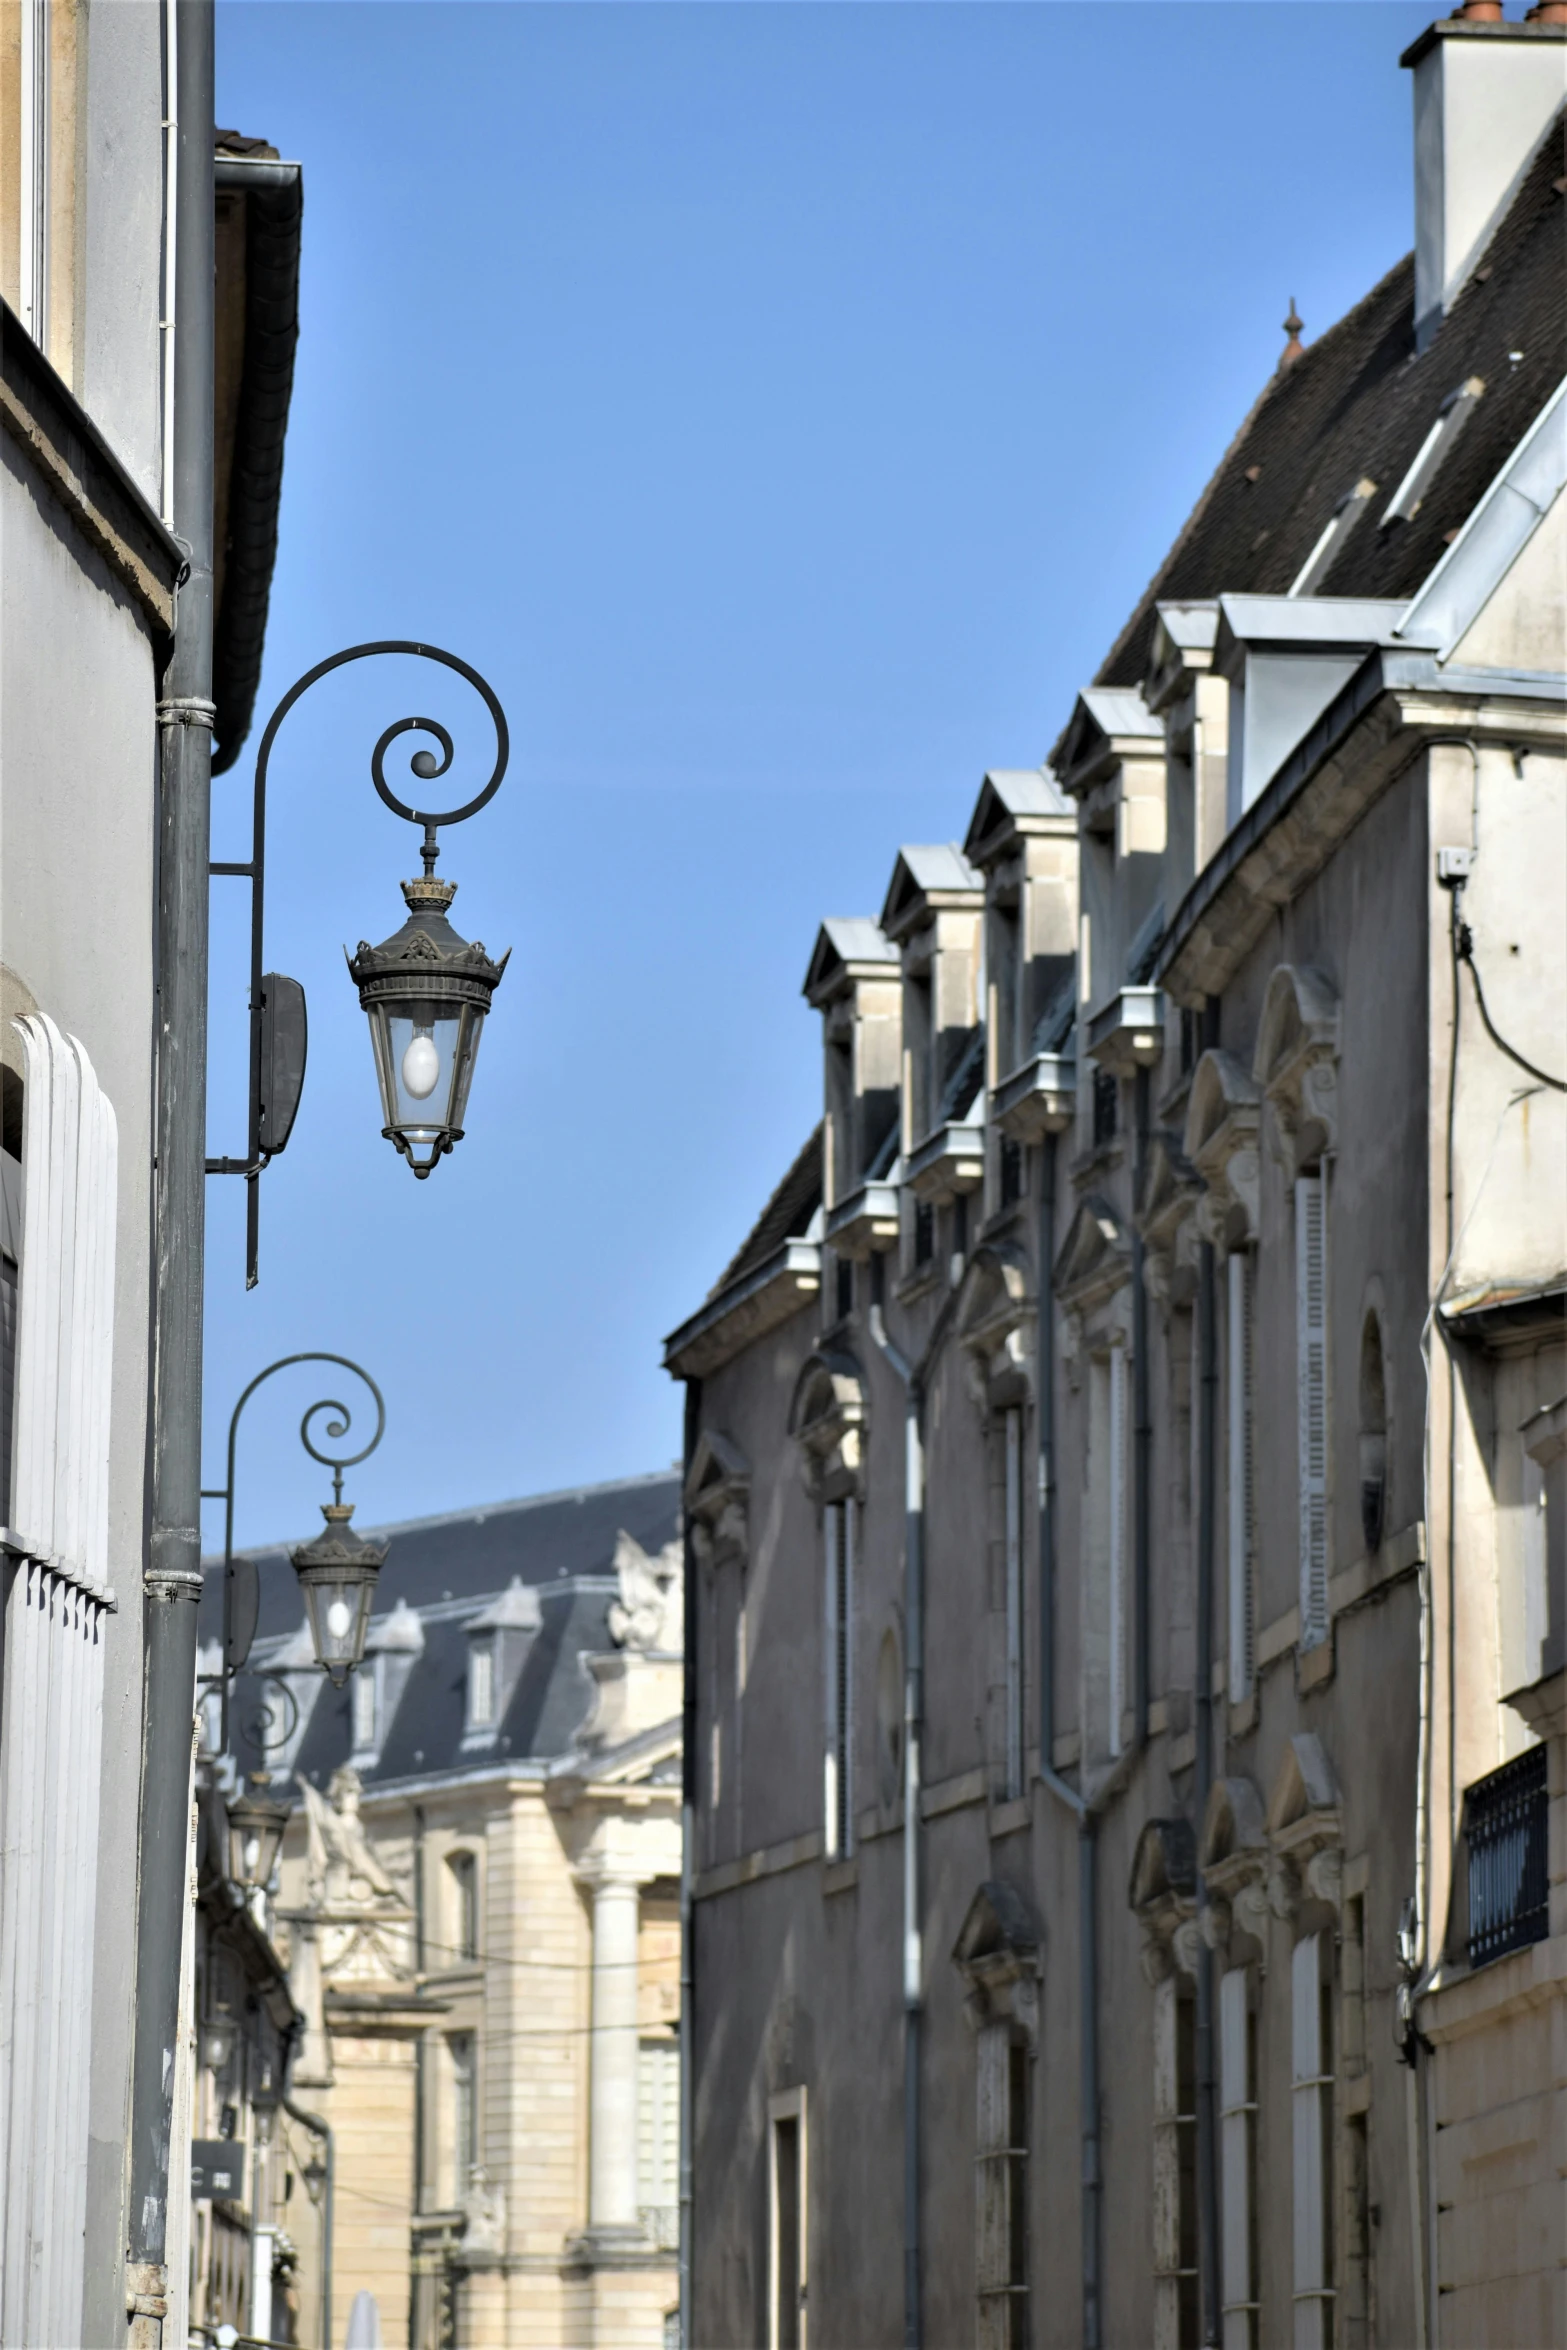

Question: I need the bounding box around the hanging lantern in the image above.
[290,1502,389,1684]
[347,871,508,1177]
[225,1774,291,1893]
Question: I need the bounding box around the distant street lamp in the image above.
[201,1352,388,1738]
[209,640,510,1278]
[226,1774,291,1893]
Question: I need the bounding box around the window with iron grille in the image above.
[1465,1745,1549,1967]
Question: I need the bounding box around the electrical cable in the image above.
[1454,911,1565,1091]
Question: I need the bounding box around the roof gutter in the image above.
[211,153,302,773]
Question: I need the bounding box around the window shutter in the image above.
[841,1500,856,1855]
[823,1505,842,1857]
[1227,1254,1256,1703]
[1108,1348,1128,1756]
[1219,1968,1254,2349]
[1291,1936,1327,2350]
[1295,1178,1329,1648]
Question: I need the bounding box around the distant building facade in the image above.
[666,15,1565,2350]
[209,1473,684,2350]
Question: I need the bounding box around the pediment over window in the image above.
[952,1878,1042,2037]
[956,1244,1034,1410]
[1136,1131,1202,1308]
[1266,1732,1343,1909]
[1253,965,1340,1172]
[1128,1818,1198,1985]
[684,1429,750,1575]
[1183,1050,1261,1248]
[789,1349,868,1505]
[1199,1777,1273,1949]
[1053,1196,1132,1319]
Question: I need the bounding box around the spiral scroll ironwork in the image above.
[201,1351,389,1742]
[240,1672,302,1761]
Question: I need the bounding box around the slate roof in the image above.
[1088,114,1567,695]
[202,1470,681,1647]
[213,1472,682,1789]
[709,1123,823,1296]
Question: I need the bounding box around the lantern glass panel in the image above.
[299,1565,379,1685]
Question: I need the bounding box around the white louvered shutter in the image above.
[1228,1254,1256,1702]
[0,1017,117,2350]
[1295,1177,1329,1647]
[1219,1967,1254,2349]
[1004,1408,1023,1798]
[823,1505,842,1857]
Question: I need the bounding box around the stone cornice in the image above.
[1157,653,1567,1003]
[1,299,181,632]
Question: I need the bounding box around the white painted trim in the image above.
[767,2086,809,2350]
[1397,377,1567,661]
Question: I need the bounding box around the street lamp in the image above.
[208,641,511,1278]
[226,1774,291,1893]
[200,1353,388,1738]
[290,1495,389,1686]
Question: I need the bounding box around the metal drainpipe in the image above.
[678,1377,701,2350]
[282,2095,332,2350]
[868,1257,923,2350]
[1133,1067,1152,1747]
[1194,1228,1221,2347]
[410,1800,426,2350]
[130,1,215,2327]
[1033,1131,1102,2348]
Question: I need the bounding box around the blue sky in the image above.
[207,0,1434,1547]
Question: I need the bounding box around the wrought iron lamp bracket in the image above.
[207,640,509,1283]
[199,1350,386,1747]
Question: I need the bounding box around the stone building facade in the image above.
[665,15,1565,2349]
[211,1472,685,2350]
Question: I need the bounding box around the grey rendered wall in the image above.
[0,451,158,2344]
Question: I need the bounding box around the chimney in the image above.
[1403,9,1567,350]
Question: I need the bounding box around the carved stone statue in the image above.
[606,1529,683,1655]
[300,1766,400,1908]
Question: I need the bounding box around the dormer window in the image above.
[1383,379,1483,525]
[462,1576,542,1746]
[353,1662,379,1751]
[469,1636,495,1728]
[1289,478,1377,596]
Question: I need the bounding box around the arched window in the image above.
[447,1850,479,1965]
[1358,1313,1387,1554]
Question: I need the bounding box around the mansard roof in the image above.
[212,1473,683,1788]
[1090,114,1566,693]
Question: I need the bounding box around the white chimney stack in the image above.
[1403,8,1566,350]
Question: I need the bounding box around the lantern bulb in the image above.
[325,1599,353,1640]
[401,1032,441,1100]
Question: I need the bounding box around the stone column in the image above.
[587,1873,642,2236]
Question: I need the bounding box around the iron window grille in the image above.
[1465,1745,1549,1968]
